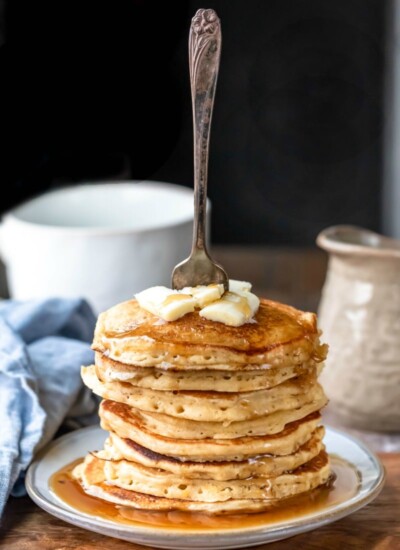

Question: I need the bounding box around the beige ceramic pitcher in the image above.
[317,225,400,432]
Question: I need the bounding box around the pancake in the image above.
[95,352,316,392]
[93,298,327,369]
[82,365,321,422]
[73,457,279,513]
[103,427,325,480]
[74,451,331,512]
[99,391,327,439]
[99,449,329,501]
[100,408,323,461]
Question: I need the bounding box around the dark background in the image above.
[0,0,385,244]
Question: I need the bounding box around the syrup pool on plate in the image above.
[49,455,360,531]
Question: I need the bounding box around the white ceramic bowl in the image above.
[0,182,196,312]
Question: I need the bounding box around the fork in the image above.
[171,9,229,292]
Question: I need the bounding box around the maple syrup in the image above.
[49,455,360,531]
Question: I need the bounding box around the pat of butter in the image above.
[200,291,260,327]
[135,280,260,325]
[160,293,196,321]
[182,284,224,308]
[135,286,195,321]
[229,280,252,293]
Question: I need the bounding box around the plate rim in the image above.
[25,425,386,546]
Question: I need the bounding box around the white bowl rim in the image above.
[1,181,197,236]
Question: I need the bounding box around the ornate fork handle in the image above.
[189,9,221,252]
[171,10,227,290]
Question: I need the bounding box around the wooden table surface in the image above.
[2,247,399,549]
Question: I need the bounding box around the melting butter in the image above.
[135,280,260,326]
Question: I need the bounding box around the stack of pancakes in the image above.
[74,298,331,513]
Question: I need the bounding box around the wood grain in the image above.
[1,453,398,550]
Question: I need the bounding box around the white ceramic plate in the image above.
[26,426,385,549]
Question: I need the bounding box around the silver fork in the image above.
[172,9,229,292]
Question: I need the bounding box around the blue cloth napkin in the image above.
[0,298,97,517]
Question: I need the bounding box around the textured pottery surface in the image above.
[317,225,400,432]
